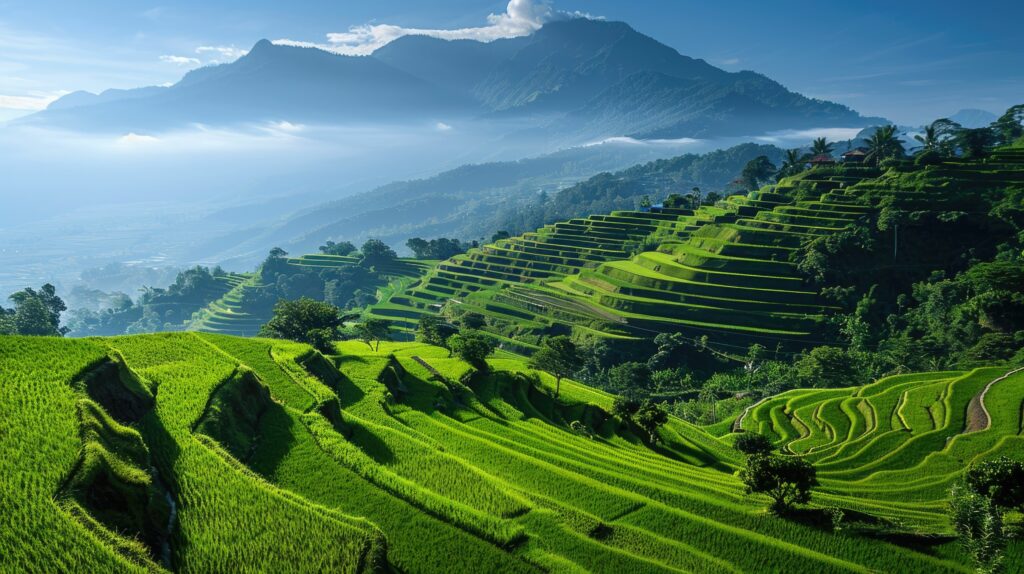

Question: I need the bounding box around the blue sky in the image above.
[1,0,1022,124]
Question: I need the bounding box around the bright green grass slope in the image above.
[5,333,1023,572]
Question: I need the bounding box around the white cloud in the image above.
[195,45,248,63]
[274,0,562,56]
[435,121,453,132]
[753,127,864,144]
[159,55,200,66]
[718,57,740,66]
[0,90,69,111]
[117,132,159,145]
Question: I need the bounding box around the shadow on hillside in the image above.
[139,410,183,570]
[784,507,955,556]
[347,417,396,465]
[247,401,298,478]
[323,355,367,408]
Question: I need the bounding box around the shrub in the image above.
[966,457,1024,512]
[447,330,495,369]
[949,483,1006,573]
[734,432,774,456]
[259,297,342,352]
[740,454,818,515]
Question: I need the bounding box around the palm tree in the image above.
[913,125,938,154]
[864,125,906,165]
[811,137,834,157]
[777,149,805,181]
[915,119,961,157]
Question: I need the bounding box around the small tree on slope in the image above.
[259,297,342,353]
[740,454,818,515]
[529,336,583,398]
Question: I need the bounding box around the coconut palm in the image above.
[777,149,805,181]
[864,125,905,165]
[810,137,834,157]
[913,125,938,154]
[915,119,961,157]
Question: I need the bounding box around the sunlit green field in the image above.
[3,333,1022,572]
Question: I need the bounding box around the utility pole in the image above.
[893,223,898,260]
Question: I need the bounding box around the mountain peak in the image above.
[251,38,275,52]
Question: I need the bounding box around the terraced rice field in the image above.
[739,368,1024,517]
[187,257,435,336]
[368,150,1024,352]
[4,334,1021,572]
[186,274,271,336]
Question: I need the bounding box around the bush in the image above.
[740,454,818,514]
[734,432,774,456]
[448,330,495,369]
[914,150,943,166]
[258,298,342,352]
[966,457,1024,512]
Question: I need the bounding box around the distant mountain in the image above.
[25,18,879,140]
[24,39,473,131]
[948,108,998,129]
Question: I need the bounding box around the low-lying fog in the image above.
[0,120,861,299]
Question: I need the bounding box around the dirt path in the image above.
[964,366,1024,433]
[733,396,771,432]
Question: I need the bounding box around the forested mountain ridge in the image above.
[25,18,878,140]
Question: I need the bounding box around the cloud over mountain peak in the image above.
[273,0,564,56]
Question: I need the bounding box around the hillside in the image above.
[3,333,1022,572]
[24,19,878,140]
[367,146,1024,354]
[270,142,788,260]
[187,254,437,337]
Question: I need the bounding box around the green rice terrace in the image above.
[187,255,436,337]
[2,333,1022,573]
[368,147,1024,354]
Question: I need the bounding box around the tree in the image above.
[490,230,511,243]
[956,127,997,159]
[7,284,67,336]
[611,395,641,419]
[529,336,583,397]
[734,432,774,456]
[740,156,777,190]
[966,457,1024,513]
[740,454,818,514]
[360,239,397,267]
[647,332,687,370]
[259,297,343,353]
[811,137,834,157]
[319,240,356,256]
[949,483,1006,574]
[777,149,806,181]
[914,124,939,153]
[633,401,668,444]
[357,318,391,351]
[607,361,652,394]
[864,125,906,165]
[0,306,14,334]
[415,315,458,353]
[992,104,1024,145]
[447,330,495,369]
[794,346,864,388]
[406,237,466,260]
